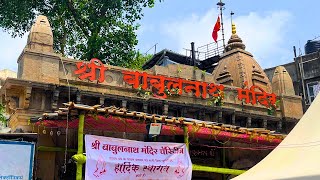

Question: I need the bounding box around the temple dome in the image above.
[212,23,272,92]
[27,15,53,52]
[272,66,295,96]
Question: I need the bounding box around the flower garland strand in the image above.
[208,90,224,106]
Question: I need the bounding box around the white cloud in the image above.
[162,9,293,68]
[235,11,292,67]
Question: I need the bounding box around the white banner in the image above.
[85,135,192,180]
[0,140,35,180]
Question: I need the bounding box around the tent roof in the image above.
[233,94,320,179]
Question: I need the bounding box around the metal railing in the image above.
[196,40,224,60]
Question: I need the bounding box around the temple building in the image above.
[265,43,320,112]
[0,16,303,179]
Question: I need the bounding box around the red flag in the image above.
[212,16,221,43]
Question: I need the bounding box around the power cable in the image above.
[59,56,71,174]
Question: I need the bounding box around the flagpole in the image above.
[217,0,226,50]
[231,11,234,27]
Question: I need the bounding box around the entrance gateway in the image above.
[1,12,303,180]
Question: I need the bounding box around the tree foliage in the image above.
[130,52,153,70]
[0,0,159,67]
[0,103,6,126]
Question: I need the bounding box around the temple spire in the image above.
[27,15,53,53]
[232,23,236,35]
[230,11,234,29]
[225,23,246,52]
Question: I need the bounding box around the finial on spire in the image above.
[230,11,234,26]
[232,23,236,34]
[225,22,246,51]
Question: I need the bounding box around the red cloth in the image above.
[35,115,282,146]
[212,16,221,43]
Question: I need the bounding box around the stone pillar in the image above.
[122,100,127,108]
[263,119,268,129]
[277,121,282,132]
[23,87,32,109]
[41,92,46,110]
[218,111,223,123]
[231,113,236,125]
[181,107,187,117]
[76,91,81,104]
[246,116,252,127]
[199,110,206,120]
[163,104,169,115]
[100,97,105,106]
[143,102,148,113]
[51,88,59,110]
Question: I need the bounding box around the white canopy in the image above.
[233,94,320,180]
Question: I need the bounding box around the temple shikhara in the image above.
[0,15,304,180]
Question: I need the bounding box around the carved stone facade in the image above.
[1,16,304,134]
[272,66,295,96]
[0,15,304,180]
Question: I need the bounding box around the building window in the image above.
[306,81,320,104]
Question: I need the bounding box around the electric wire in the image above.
[190,138,320,151]
[59,57,71,174]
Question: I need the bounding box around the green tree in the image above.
[130,52,153,70]
[0,104,6,127]
[0,0,160,67]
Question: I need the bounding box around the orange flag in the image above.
[212,16,221,43]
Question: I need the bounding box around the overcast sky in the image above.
[1,0,319,72]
